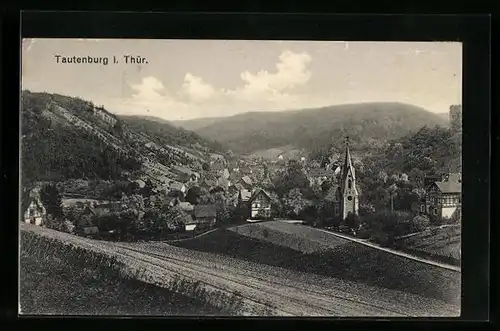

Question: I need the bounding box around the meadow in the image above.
[174,222,461,306]
[394,224,461,265]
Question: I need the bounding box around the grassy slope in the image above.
[174,222,461,305]
[395,225,461,262]
[20,235,225,316]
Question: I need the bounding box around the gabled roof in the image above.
[194,204,217,218]
[249,188,272,203]
[23,196,46,215]
[434,181,461,194]
[242,175,253,185]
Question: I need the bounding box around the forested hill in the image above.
[20,91,224,186]
[361,125,462,185]
[119,115,226,155]
[174,102,448,155]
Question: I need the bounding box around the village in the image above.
[23,125,462,251]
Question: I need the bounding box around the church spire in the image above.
[339,135,359,220]
[341,136,355,183]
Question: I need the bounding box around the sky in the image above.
[21,39,462,121]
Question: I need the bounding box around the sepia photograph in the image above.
[19,39,462,317]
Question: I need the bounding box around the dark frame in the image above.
[2,10,491,331]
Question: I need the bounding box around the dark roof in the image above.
[249,188,271,203]
[194,204,217,218]
[308,168,332,178]
[324,185,341,201]
[434,181,461,194]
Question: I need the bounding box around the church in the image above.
[326,137,360,220]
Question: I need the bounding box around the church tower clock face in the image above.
[347,195,353,201]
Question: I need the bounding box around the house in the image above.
[178,202,194,213]
[216,176,230,190]
[201,178,217,190]
[23,193,46,226]
[238,188,252,205]
[167,181,187,194]
[194,204,218,226]
[424,173,462,222]
[133,179,146,189]
[241,175,253,188]
[248,188,272,219]
[167,196,182,207]
[172,165,200,183]
[307,168,333,186]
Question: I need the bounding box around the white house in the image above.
[23,196,46,226]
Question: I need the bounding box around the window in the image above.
[348,180,352,189]
[433,208,438,215]
[420,205,425,213]
[29,208,34,216]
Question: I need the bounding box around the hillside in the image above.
[21,91,219,187]
[173,102,448,155]
[360,125,462,181]
[173,221,460,306]
[119,115,226,158]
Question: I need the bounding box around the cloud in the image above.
[225,50,312,102]
[113,50,314,119]
[115,76,189,116]
[130,76,166,102]
[180,73,216,101]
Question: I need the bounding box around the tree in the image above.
[202,162,210,171]
[344,212,361,234]
[301,205,318,226]
[283,188,311,218]
[321,180,333,194]
[185,186,202,205]
[140,179,154,198]
[40,184,63,219]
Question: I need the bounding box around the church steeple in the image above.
[340,136,356,191]
[339,136,359,220]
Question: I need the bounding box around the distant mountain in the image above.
[172,116,228,132]
[174,102,448,155]
[20,91,221,187]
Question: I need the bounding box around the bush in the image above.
[410,215,430,233]
[344,212,361,232]
[362,209,415,243]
